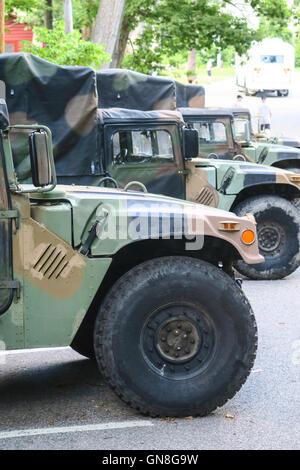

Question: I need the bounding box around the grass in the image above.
[161,65,235,84]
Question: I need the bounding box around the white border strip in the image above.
[0,347,69,356]
[0,420,153,440]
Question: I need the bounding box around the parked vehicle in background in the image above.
[98,107,300,281]
[232,107,300,156]
[231,107,300,172]
[2,53,300,280]
[235,38,294,97]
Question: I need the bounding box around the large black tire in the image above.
[286,169,300,208]
[234,196,300,280]
[94,256,257,417]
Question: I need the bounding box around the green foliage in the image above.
[21,21,110,68]
[122,0,256,74]
[256,15,293,44]
[121,0,294,74]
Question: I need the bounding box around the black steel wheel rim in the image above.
[140,303,217,380]
[258,221,286,256]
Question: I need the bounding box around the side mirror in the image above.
[0,99,9,131]
[183,127,199,159]
[29,130,52,187]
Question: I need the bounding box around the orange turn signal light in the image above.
[241,229,255,245]
[289,175,300,182]
[218,221,240,232]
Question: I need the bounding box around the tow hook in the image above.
[235,278,243,288]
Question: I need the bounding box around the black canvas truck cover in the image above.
[0,53,99,180]
[96,69,177,111]
[175,82,205,108]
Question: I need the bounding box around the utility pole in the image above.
[0,0,5,54]
[64,0,73,35]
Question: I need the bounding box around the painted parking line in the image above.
[0,420,154,440]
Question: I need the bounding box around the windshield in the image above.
[260,55,284,64]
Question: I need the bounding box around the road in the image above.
[0,268,299,450]
[0,76,300,450]
[205,69,300,139]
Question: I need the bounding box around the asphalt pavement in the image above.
[0,75,299,450]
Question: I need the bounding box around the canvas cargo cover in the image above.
[96,69,177,111]
[175,82,205,108]
[0,53,99,178]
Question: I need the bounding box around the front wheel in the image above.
[94,256,257,417]
[234,196,300,280]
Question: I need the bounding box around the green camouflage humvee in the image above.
[0,98,263,417]
[1,54,298,280]
[93,107,300,281]
[231,108,300,171]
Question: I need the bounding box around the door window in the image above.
[192,121,227,145]
[112,129,175,164]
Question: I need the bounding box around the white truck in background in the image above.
[235,38,295,97]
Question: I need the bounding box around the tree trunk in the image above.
[187,49,197,83]
[115,18,130,68]
[64,0,73,35]
[44,0,53,30]
[91,0,126,69]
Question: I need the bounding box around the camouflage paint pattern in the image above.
[179,108,246,161]
[231,108,300,169]
[0,54,207,183]
[96,108,300,214]
[175,82,205,108]
[0,113,263,350]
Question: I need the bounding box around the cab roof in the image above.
[97,108,185,125]
[179,107,234,118]
[227,108,251,116]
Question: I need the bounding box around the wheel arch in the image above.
[230,183,300,210]
[271,159,300,171]
[71,237,240,351]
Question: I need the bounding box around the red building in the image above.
[5,15,33,53]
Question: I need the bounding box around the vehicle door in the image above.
[104,124,186,199]
[0,139,15,317]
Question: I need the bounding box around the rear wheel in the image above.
[234,196,300,280]
[94,256,257,417]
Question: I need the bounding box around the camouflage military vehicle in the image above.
[0,99,263,417]
[1,54,299,280]
[231,108,300,171]
[95,107,300,281]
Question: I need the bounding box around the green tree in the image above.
[118,0,294,74]
[21,21,110,67]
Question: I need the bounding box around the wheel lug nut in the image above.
[185,349,190,354]
[190,339,195,344]
[161,337,166,342]
[177,346,181,351]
